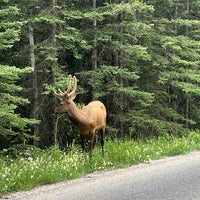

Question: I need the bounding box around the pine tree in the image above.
[0,1,38,150]
[143,0,200,136]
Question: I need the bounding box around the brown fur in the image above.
[54,76,106,156]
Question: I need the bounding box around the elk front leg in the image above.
[80,135,85,154]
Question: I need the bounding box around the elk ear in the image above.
[69,92,76,100]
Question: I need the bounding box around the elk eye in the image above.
[60,102,63,106]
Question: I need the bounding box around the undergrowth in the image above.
[1,131,200,195]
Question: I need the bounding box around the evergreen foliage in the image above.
[1,0,200,148]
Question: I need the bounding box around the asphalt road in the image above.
[3,151,200,200]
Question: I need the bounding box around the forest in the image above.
[1,0,200,151]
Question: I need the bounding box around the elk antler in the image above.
[68,76,77,99]
[65,74,72,94]
[54,75,72,97]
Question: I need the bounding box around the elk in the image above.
[54,75,106,157]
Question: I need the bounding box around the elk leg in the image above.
[89,133,95,161]
[90,133,96,149]
[94,133,98,147]
[100,128,105,156]
[80,135,85,154]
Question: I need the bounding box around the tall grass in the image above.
[1,131,200,195]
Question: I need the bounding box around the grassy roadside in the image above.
[1,131,200,195]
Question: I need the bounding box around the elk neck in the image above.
[66,100,86,126]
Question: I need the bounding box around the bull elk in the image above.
[54,75,106,157]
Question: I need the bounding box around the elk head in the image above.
[54,75,77,114]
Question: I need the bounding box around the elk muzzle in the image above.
[54,107,60,114]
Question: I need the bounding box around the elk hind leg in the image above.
[89,132,96,161]
[100,128,105,156]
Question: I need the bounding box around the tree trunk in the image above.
[185,0,189,35]
[117,8,124,138]
[52,0,58,144]
[185,0,190,129]
[185,94,189,129]
[28,22,39,146]
[92,0,97,70]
